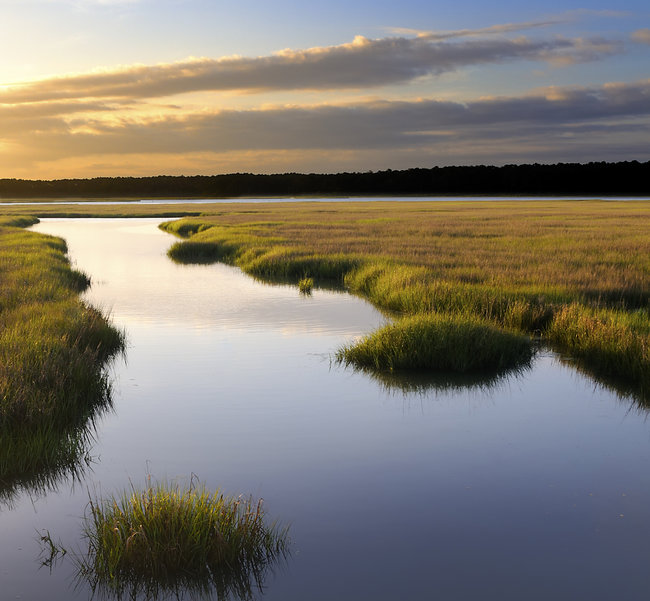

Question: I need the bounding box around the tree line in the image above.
[1,161,648,198]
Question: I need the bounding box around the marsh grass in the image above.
[77,479,289,600]
[0,217,125,496]
[337,313,534,373]
[0,215,40,228]
[38,530,68,571]
[548,304,650,396]
[159,201,650,304]
[155,201,650,385]
[0,203,205,219]
[298,277,314,294]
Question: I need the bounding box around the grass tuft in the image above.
[337,313,534,373]
[298,277,314,294]
[77,479,289,599]
[547,304,650,395]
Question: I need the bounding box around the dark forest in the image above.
[1,161,648,198]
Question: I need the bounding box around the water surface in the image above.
[2,218,649,600]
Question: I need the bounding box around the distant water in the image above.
[1,195,649,206]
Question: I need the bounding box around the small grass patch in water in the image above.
[78,479,289,599]
[298,277,314,294]
[337,313,534,373]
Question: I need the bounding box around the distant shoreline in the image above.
[1,194,649,205]
[1,161,649,199]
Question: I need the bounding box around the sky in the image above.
[0,0,649,178]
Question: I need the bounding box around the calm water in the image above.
[3,218,650,600]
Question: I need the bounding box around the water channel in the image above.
[2,217,650,600]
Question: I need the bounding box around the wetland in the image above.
[1,200,649,600]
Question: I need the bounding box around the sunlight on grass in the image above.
[298,277,314,294]
[336,313,534,372]
[157,200,650,394]
[76,478,289,600]
[0,216,125,499]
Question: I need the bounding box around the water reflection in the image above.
[75,551,288,601]
[0,389,113,508]
[556,355,649,410]
[348,362,533,396]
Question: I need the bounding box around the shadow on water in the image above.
[366,351,649,406]
[341,361,533,396]
[556,355,649,410]
[0,385,114,508]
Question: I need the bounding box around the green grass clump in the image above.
[298,277,314,294]
[548,304,650,396]
[0,215,40,228]
[337,313,534,373]
[166,239,233,263]
[79,480,288,599]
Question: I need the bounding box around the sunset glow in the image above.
[1,0,649,178]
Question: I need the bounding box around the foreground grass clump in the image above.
[79,480,288,599]
[0,216,125,496]
[337,314,534,373]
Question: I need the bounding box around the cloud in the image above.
[0,31,623,104]
[0,100,115,119]
[385,18,568,40]
[3,79,649,167]
[631,29,650,45]
[385,10,632,40]
[561,9,631,19]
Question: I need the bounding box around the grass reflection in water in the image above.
[0,216,125,505]
[40,478,289,601]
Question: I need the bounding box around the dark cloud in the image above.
[4,80,649,164]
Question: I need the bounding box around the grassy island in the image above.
[336,313,534,373]
[159,200,650,396]
[77,480,288,599]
